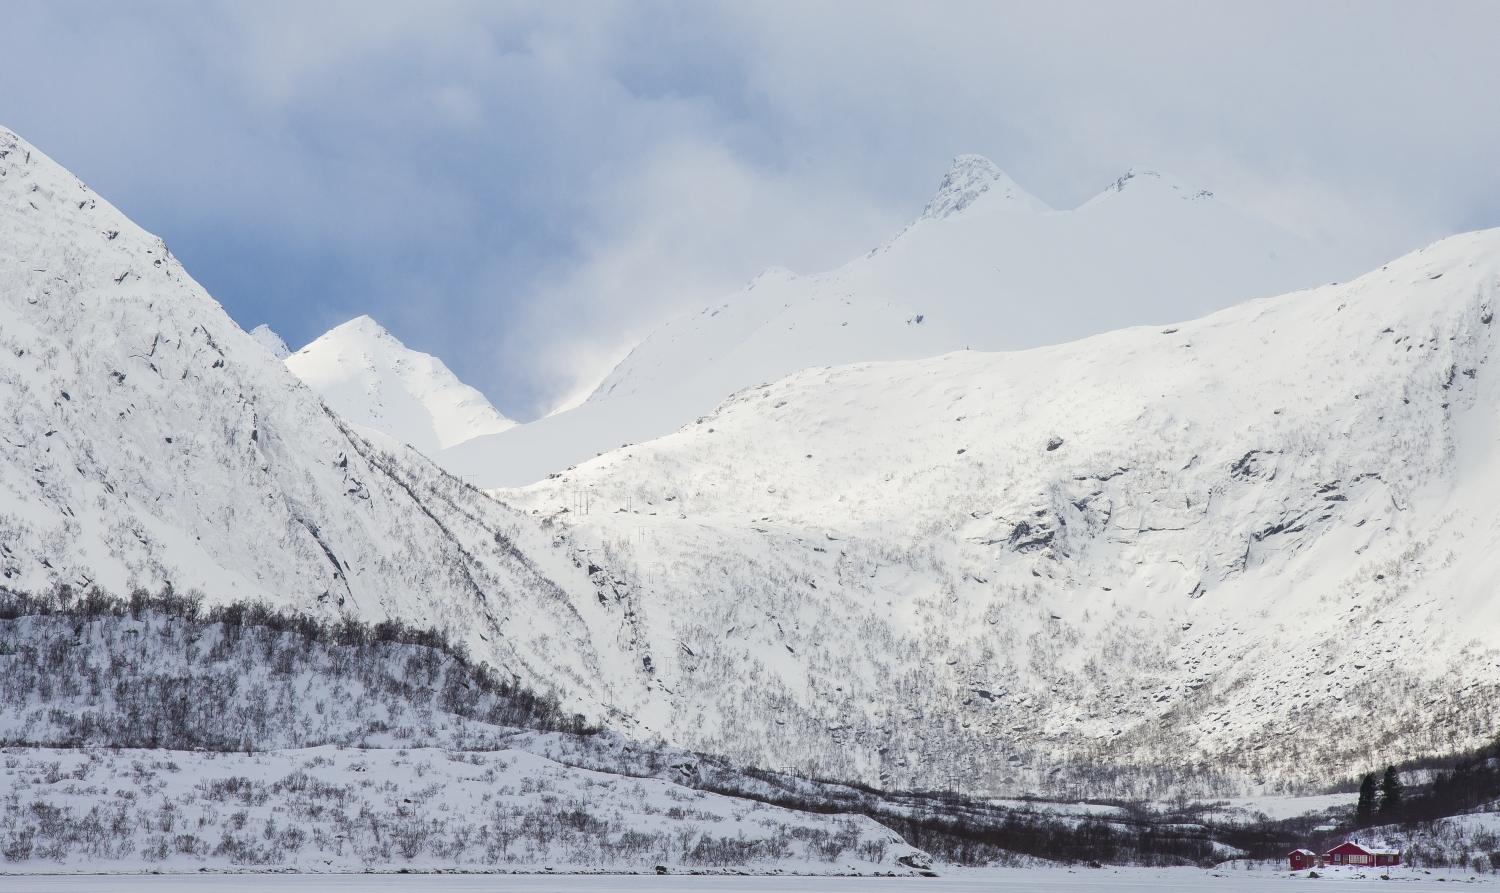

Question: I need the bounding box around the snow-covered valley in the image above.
[5,118,1500,873]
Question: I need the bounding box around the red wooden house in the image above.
[1288,849,1316,870]
[1323,841,1401,867]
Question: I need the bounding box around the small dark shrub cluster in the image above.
[699,767,1216,867]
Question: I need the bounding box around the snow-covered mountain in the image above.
[285,315,515,455]
[439,157,1360,487]
[496,227,1500,798]
[0,126,620,719]
[249,322,291,359]
[7,120,1500,807]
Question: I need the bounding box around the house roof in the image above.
[1289,849,1316,856]
[1325,841,1373,855]
[1324,841,1401,856]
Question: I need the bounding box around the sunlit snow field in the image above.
[0,866,1491,892]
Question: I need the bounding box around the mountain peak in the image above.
[920,154,1051,220]
[1080,167,1213,209]
[286,316,515,454]
[327,314,394,341]
[249,324,292,360]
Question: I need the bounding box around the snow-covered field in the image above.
[1202,794,1358,823]
[0,866,1490,891]
[0,744,909,875]
[0,609,940,876]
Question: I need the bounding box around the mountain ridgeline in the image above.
[283,315,516,456]
[436,157,1358,488]
[3,120,1499,819]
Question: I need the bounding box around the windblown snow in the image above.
[286,315,516,456]
[440,156,1359,487]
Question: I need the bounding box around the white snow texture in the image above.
[286,315,516,456]
[0,126,630,725]
[248,323,291,360]
[437,156,1359,487]
[500,225,1500,796]
[4,124,1500,804]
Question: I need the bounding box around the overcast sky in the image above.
[3,1,1499,419]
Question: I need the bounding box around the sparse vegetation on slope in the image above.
[0,584,591,750]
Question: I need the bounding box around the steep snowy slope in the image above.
[442,157,1358,486]
[0,126,634,722]
[286,315,516,455]
[249,323,291,359]
[499,228,1500,798]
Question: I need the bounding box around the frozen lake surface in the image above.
[0,868,1487,892]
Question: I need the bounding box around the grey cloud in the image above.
[1,1,1496,418]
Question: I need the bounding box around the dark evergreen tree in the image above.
[1378,765,1403,818]
[1356,772,1377,826]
